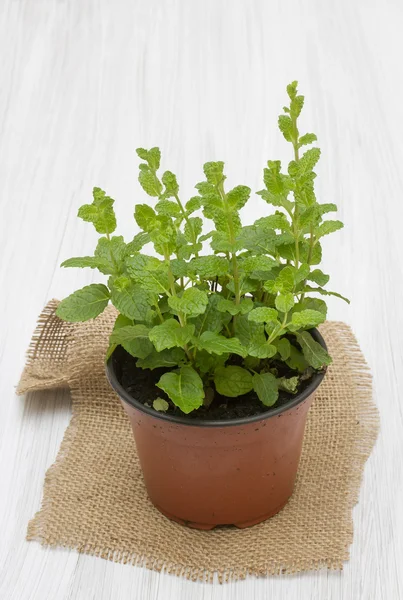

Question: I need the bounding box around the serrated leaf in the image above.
[293,297,328,317]
[241,255,277,275]
[109,324,153,359]
[214,366,253,397]
[138,168,162,197]
[185,197,202,213]
[274,337,291,360]
[191,294,231,337]
[106,314,132,361]
[299,133,317,147]
[291,309,326,328]
[226,185,251,209]
[216,298,241,316]
[302,285,350,303]
[234,314,265,347]
[197,332,246,357]
[136,347,186,370]
[296,331,332,369]
[61,256,112,275]
[134,204,157,231]
[248,307,278,323]
[157,366,204,413]
[277,376,299,393]
[203,161,225,185]
[136,147,161,170]
[315,220,344,239]
[290,95,304,118]
[149,319,195,351]
[275,292,295,313]
[286,344,309,372]
[253,372,279,407]
[94,236,127,273]
[278,114,293,142]
[110,280,156,322]
[184,217,202,242]
[297,148,321,177]
[287,81,298,99]
[189,255,230,278]
[126,254,170,294]
[56,284,110,322]
[78,187,117,234]
[153,398,169,412]
[155,200,181,217]
[168,288,208,317]
[308,269,329,286]
[248,341,277,359]
[161,170,179,197]
[126,232,150,253]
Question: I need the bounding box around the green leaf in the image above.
[275,293,295,313]
[253,372,279,407]
[136,348,186,370]
[286,344,309,372]
[315,220,344,239]
[248,341,277,359]
[241,255,277,274]
[153,398,169,412]
[287,80,298,99]
[293,297,328,317]
[226,185,251,209]
[126,255,170,294]
[161,171,179,197]
[138,169,162,197]
[277,376,299,393]
[191,294,231,337]
[157,366,204,413]
[110,280,156,322]
[106,314,132,361]
[217,298,242,316]
[149,319,195,351]
[189,256,230,278]
[56,284,110,322]
[203,161,225,185]
[185,197,202,213]
[78,187,117,234]
[299,133,317,147]
[155,200,181,217]
[184,217,203,242]
[134,204,157,231]
[302,285,350,304]
[291,309,326,328]
[297,148,321,177]
[214,366,253,397]
[168,288,208,317]
[95,236,127,273]
[274,337,291,360]
[60,256,112,275]
[248,307,278,323]
[278,115,293,142]
[296,331,332,369]
[308,269,329,286]
[234,314,265,347]
[109,324,153,359]
[197,332,246,357]
[126,232,151,253]
[136,147,161,170]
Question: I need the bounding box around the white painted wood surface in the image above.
[0,0,401,598]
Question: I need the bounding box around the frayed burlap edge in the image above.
[17,302,380,583]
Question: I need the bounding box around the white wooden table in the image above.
[0,1,402,598]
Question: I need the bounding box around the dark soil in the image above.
[113,346,320,421]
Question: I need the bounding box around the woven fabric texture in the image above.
[17,300,379,582]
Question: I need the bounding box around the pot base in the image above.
[154,498,290,530]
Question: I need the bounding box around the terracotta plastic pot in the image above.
[106,329,326,530]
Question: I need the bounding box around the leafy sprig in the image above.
[56,81,348,414]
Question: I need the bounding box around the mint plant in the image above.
[57,82,348,414]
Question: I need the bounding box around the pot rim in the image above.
[106,328,327,428]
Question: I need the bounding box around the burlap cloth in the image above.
[17,300,379,582]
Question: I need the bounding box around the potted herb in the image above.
[56,82,348,529]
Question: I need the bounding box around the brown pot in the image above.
[106,329,326,530]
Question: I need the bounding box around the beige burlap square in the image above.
[17,300,379,582]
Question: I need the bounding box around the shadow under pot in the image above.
[106,328,327,530]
